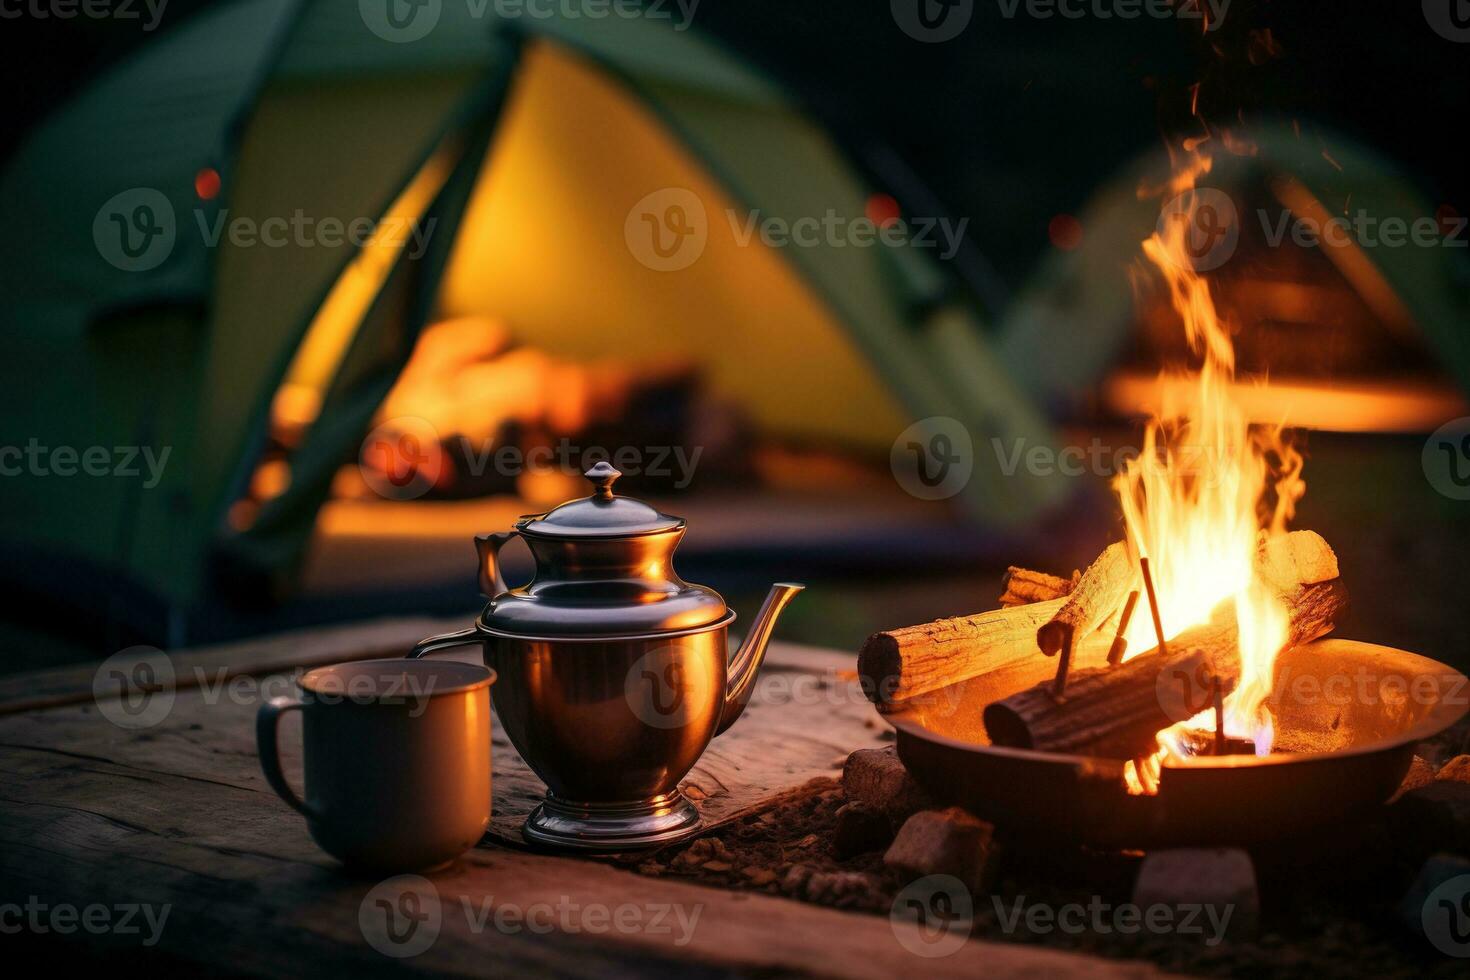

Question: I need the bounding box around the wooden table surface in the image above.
[0,617,1167,978]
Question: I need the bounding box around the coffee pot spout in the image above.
[716,583,805,736]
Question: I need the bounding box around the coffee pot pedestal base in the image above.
[521,791,702,851]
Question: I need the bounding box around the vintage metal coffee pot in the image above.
[409,462,803,850]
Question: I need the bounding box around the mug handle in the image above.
[257,696,313,817]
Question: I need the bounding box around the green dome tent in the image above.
[0,0,1068,642]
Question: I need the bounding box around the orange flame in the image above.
[1120,150,1305,796]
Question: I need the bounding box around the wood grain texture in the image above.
[998,566,1077,607]
[0,626,1168,979]
[1037,542,1132,656]
[859,599,1068,708]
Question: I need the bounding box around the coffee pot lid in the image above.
[518,462,683,538]
[482,462,728,637]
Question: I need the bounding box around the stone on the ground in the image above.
[1131,848,1259,942]
[672,837,733,869]
[1397,852,1470,945]
[1390,779,1470,855]
[803,869,882,906]
[741,866,778,887]
[841,746,933,822]
[883,806,997,893]
[833,801,894,858]
[780,864,813,896]
[1389,756,1437,802]
[1436,754,1470,784]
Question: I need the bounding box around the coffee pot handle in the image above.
[475,531,519,597]
[407,627,481,660]
[406,532,515,659]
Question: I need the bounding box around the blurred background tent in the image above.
[0,0,1071,647]
[1,1,1467,661]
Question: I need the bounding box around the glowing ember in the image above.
[1120,152,1306,796]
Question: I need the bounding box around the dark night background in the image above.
[1,1,1464,289]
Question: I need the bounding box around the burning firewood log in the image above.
[982,531,1346,759]
[997,566,1077,607]
[862,560,1096,707]
[860,598,1073,708]
[1035,541,1133,656]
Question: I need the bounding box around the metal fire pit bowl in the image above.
[888,639,1468,849]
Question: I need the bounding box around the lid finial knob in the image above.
[586,461,621,500]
